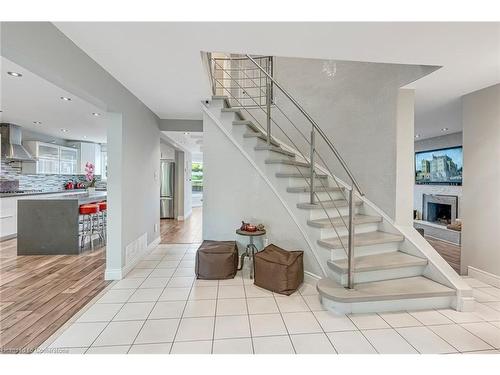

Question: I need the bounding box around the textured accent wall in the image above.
[0,159,105,192]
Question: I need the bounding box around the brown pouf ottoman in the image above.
[254,244,304,295]
[195,240,238,279]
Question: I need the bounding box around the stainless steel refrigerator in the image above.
[160,160,175,218]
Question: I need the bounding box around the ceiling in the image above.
[0,57,109,143]
[55,22,500,139]
[162,131,203,161]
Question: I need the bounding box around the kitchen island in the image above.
[17,191,107,255]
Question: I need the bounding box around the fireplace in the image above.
[422,194,458,225]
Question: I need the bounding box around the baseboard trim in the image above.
[304,271,321,286]
[104,236,161,280]
[468,266,500,288]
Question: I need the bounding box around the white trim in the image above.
[177,215,185,221]
[104,236,161,280]
[203,105,327,277]
[468,266,500,288]
[304,271,321,285]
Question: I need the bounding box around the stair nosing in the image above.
[296,199,363,209]
[276,172,328,179]
[254,145,296,157]
[307,214,382,228]
[265,159,310,167]
[317,276,455,303]
[286,186,343,193]
[317,231,404,249]
[327,251,428,273]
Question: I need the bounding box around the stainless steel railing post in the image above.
[266,81,272,145]
[310,128,315,205]
[347,187,355,289]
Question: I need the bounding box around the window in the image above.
[192,162,203,192]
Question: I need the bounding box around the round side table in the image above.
[236,229,266,279]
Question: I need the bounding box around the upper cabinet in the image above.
[67,142,102,176]
[22,141,61,174]
[22,141,102,176]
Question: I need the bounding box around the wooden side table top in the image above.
[236,229,266,237]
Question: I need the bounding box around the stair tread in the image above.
[317,276,455,303]
[276,172,328,179]
[328,251,427,273]
[233,120,259,132]
[297,199,362,209]
[255,145,295,157]
[265,159,310,167]
[243,132,280,147]
[287,186,343,193]
[308,214,381,228]
[318,231,404,249]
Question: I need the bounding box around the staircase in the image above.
[202,53,472,314]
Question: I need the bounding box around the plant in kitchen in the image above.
[85,162,96,188]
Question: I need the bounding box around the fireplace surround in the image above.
[422,194,458,225]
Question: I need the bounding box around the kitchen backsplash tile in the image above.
[0,159,107,192]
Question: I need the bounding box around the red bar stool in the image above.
[79,204,99,250]
[97,201,107,244]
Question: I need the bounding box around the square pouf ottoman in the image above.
[195,240,238,279]
[254,244,304,295]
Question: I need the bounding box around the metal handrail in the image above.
[208,53,362,289]
[245,54,364,197]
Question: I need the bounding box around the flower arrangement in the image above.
[85,162,96,188]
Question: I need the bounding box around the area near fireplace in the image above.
[414,193,461,245]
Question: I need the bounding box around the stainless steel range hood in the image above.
[1,124,35,161]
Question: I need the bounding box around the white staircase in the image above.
[203,54,472,314]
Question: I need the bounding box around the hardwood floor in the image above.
[425,236,462,273]
[160,206,202,244]
[0,239,109,353]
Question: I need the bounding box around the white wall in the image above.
[395,89,415,226]
[413,132,463,219]
[160,140,175,160]
[2,22,161,278]
[203,112,323,276]
[461,84,500,276]
[248,57,436,219]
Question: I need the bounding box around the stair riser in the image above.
[221,111,243,122]
[310,206,358,220]
[313,223,380,239]
[320,295,454,314]
[267,163,312,174]
[328,265,427,286]
[256,147,296,158]
[330,242,401,260]
[286,177,330,188]
[295,190,346,202]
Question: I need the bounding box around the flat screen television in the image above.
[415,146,463,185]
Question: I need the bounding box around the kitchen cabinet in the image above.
[0,191,88,240]
[0,197,17,240]
[67,142,102,175]
[59,146,78,175]
[22,141,61,174]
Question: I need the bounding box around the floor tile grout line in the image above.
[271,287,297,354]
[304,296,339,353]
[424,322,493,353]
[456,321,499,350]
[376,313,421,354]
[345,314,379,354]
[168,254,197,354]
[240,270,255,354]
[83,279,139,353]
[210,278,220,354]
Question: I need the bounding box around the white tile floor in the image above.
[44,243,500,354]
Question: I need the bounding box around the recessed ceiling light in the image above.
[184,132,190,135]
[83,135,87,139]
[92,112,100,117]
[441,128,448,132]
[60,96,72,101]
[7,71,22,77]
[60,128,68,133]
[33,121,42,125]
[415,134,421,139]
